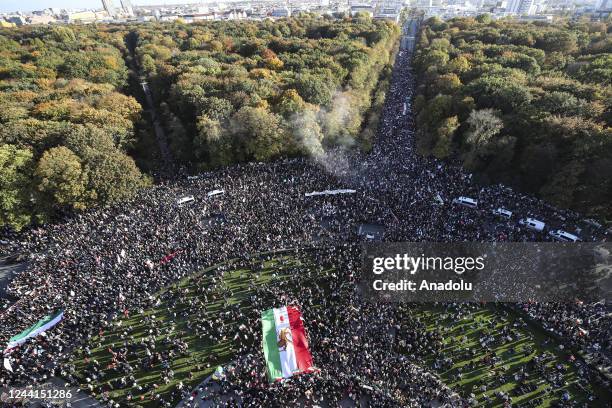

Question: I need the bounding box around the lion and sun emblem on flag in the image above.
[276,327,292,351]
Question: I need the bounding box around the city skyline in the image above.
[0,0,208,14]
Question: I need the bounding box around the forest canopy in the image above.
[0,24,151,230]
[131,15,399,168]
[413,16,611,218]
[0,16,399,230]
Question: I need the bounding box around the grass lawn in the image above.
[398,304,611,407]
[70,252,333,407]
[70,253,610,408]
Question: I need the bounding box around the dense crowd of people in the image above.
[74,247,461,407]
[395,303,607,407]
[0,17,610,407]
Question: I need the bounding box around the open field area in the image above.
[398,304,611,407]
[69,253,611,407]
[69,251,335,407]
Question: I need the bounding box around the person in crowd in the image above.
[0,37,608,408]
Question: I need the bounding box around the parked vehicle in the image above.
[452,196,478,208]
[177,195,195,205]
[207,189,225,198]
[549,229,580,242]
[518,218,545,232]
[492,208,513,219]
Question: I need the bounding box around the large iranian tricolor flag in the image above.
[261,306,313,382]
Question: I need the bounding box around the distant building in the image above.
[225,10,247,20]
[374,8,400,21]
[375,0,402,22]
[350,5,375,16]
[27,15,56,25]
[507,0,536,14]
[7,16,26,26]
[506,0,519,12]
[594,0,611,17]
[271,7,291,17]
[120,0,134,17]
[101,0,116,18]
[68,11,98,23]
[517,0,536,14]
[179,11,248,22]
[417,0,438,7]
[181,13,215,22]
[159,14,180,22]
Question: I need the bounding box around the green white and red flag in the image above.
[4,309,64,353]
[261,306,314,382]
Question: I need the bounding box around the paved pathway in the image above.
[0,255,25,298]
[175,373,365,408]
[140,80,175,170]
[47,377,103,408]
[7,377,102,408]
[175,372,241,408]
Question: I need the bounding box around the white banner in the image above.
[3,357,13,373]
[305,189,356,197]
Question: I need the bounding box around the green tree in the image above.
[432,116,459,159]
[413,16,612,217]
[434,73,462,94]
[538,91,588,117]
[464,109,504,169]
[277,89,307,117]
[418,32,430,49]
[0,145,34,230]
[83,149,147,205]
[536,30,578,53]
[59,53,91,79]
[198,97,234,121]
[194,115,233,167]
[419,49,450,71]
[467,76,532,113]
[231,106,285,161]
[35,146,91,212]
[50,26,76,43]
[418,94,453,128]
[476,14,492,24]
[465,109,503,147]
[575,54,612,84]
[447,56,470,74]
[294,73,336,106]
[544,52,567,71]
[141,54,157,76]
